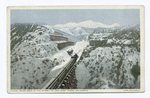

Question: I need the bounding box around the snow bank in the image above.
[76,63,90,89]
[11,25,68,89]
[76,46,140,89]
[48,40,89,82]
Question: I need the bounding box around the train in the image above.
[43,54,78,89]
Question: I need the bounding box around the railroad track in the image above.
[58,64,77,89]
[43,54,78,89]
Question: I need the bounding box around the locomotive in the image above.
[43,54,78,89]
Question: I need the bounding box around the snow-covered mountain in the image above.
[10,22,140,89]
[76,46,140,89]
[53,20,121,29]
[75,24,140,89]
[11,23,71,89]
[71,27,89,36]
[52,20,121,39]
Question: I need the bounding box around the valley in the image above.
[10,21,140,89]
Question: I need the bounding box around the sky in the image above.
[11,9,140,26]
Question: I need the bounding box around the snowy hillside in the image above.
[11,23,71,89]
[10,22,140,89]
[75,24,140,89]
[107,24,140,51]
[71,27,89,36]
[76,46,140,89]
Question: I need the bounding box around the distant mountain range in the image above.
[11,21,139,44]
[53,20,121,29]
[51,20,120,40]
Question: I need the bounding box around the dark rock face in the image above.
[50,35,68,41]
[54,31,63,36]
[57,42,74,50]
[50,31,75,49]
[89,40,107,47]
[59,66,77,89]
[130,62,140,83]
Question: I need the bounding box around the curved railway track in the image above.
[43,54,78,89]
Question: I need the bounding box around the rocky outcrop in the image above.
[50,35,68,41]
[59,66,77,89]
[57,42,74,50]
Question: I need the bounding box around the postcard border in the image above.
[7,5,145,93]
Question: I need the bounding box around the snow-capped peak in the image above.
[43,25,55,33]
[78,20,105,28]
[53,20,121,29]
[109,23,121,28]
[65,22,78,28]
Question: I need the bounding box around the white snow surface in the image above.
[53,20,120,37]
[47,40,89,83]
[59,28,74,36]
[11,25,68,89]
[76,46,140,89]
[11,23,90,89]
[53,20,121,29]
[72,27,89,36]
